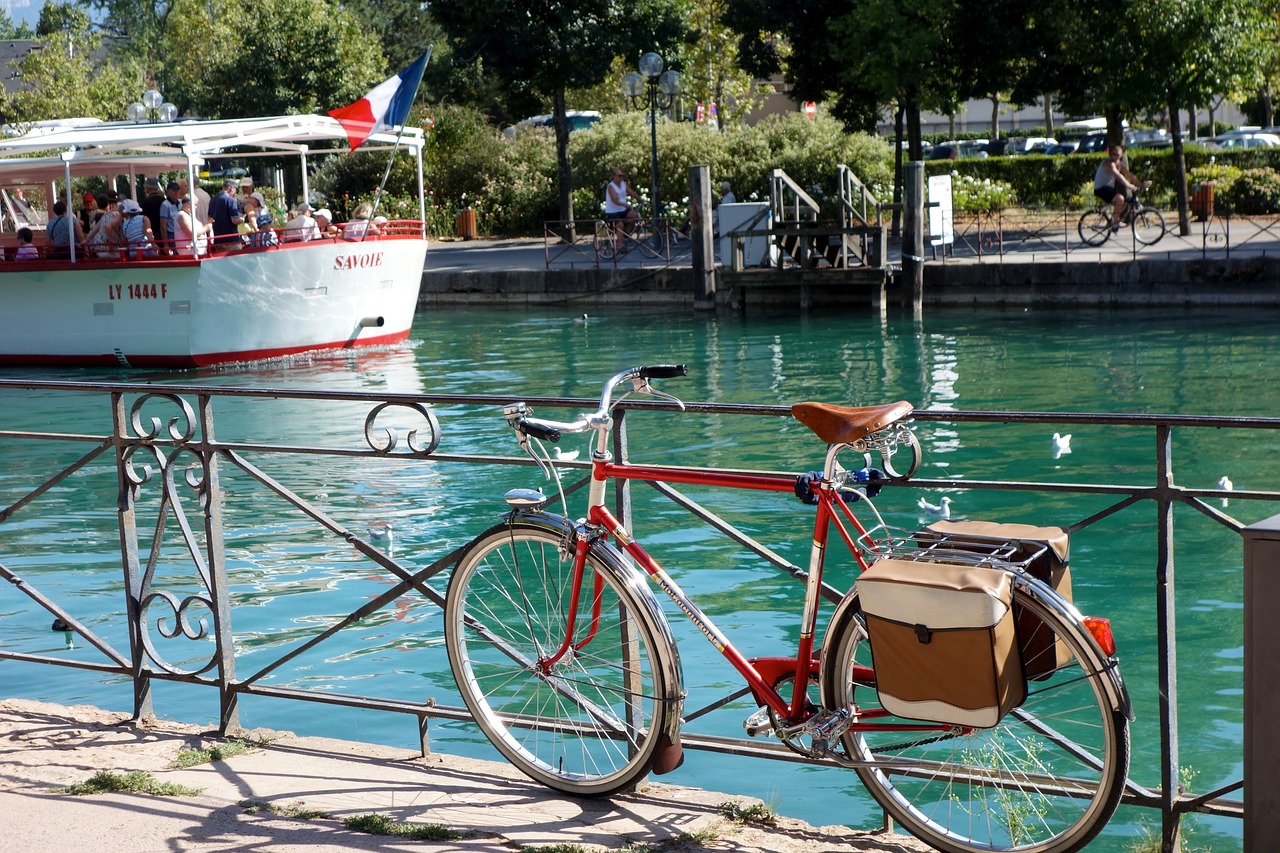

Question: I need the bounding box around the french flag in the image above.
[329,49,431,151]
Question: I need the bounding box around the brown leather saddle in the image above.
[791,400,913,445]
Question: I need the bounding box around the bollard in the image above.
[1244,514,1280,851]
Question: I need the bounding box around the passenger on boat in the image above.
[283,201,320,242]
[78,192,100,233]
[141,177,166,242]
[178,178,210,225]
[313,208,338,238]
[15,227,37,260]
[175,196,212,256]
[120,198,158,257]
[209,179,244,248]
[159,181,182,254]
[45,200,85,259]
[240,196,278,247]
[341,201,373,239]
[371,215,389,236]
[85,193,123,258]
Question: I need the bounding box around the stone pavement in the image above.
[0,699,932,853]
[423,213,1280,274]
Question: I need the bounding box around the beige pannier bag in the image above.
[858,558,1026,728]
[926,520,1071,681]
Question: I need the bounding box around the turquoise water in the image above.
[1,305,1267,851]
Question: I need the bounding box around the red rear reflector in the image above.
[1083,616,1116,657]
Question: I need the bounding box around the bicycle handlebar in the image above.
[506,364,689,446]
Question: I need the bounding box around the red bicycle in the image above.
[445,365,1131,853]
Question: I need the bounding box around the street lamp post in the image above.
[623,52,681,225]
[127,89,178,124]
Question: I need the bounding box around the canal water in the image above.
[1,304,1267,852]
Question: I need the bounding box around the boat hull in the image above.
[0,238,425,368]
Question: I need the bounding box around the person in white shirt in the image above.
[284,201,320,242]
[342,201,373,239]
[603,168,640,239]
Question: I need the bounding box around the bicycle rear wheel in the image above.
[446,520,678,797]
[1132,208,1166,245]
[821,584,1129,853]
[595,220,616,261]
[1076,210,1112,246]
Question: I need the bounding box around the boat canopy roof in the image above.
[0,114,425,185]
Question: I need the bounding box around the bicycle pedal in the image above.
[743,707,772,737]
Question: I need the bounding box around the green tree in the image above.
[162,0,386,119]
[0,8,34,38]
[76,0,172,87]
[432,0,688,224]
[2,11,140,126]
[674,0,760,126]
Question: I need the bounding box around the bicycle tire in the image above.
[639,220,667,258]
[446,519,679,797]
[820,582,1129,853]
[1132,208,1166,246]
[1076,210,1112,247]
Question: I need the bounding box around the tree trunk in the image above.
[1262,85,1275,129]
[1106,105,1124,148]
[1043,94,1054,136]
[552,87,574,242]
[990,94,1000,140]
[1168,95,1190,237]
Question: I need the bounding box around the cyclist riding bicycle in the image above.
[1093,144,1147,231]
[604,168,641,241]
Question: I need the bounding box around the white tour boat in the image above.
[0,114,427,368]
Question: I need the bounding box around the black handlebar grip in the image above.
[639,364,688,379]
[518,419,561,442]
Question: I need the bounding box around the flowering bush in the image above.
[949,172,1016,212]
[1220,168,1280,215]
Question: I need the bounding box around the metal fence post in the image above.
[1243,514,1280,852]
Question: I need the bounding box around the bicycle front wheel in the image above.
[446,520,678,797]
[1133,208,1166,245]
[1076,210,1112,247]
[821,584,1129,853]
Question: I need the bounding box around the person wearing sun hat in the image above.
[78,191,100,233]
[313,207,337,238]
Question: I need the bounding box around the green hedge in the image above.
[926,147,1280,208]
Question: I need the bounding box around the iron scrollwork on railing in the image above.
[364,401,441,455]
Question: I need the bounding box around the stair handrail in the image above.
[836,164,882,229]
[768,168,821,223]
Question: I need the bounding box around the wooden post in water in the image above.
[901,162,924,313]
[1244,515,1280,852]
[689,165,715,310]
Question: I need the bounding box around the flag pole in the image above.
[365,46,433,241]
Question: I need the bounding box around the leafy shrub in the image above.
[1220,168,1280,215]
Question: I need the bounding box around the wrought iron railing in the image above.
[0,379,1264,850]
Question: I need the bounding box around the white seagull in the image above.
[918,496,953,519]
[1217,475,1234,507]
[367,521,395,553]
[1052,433,1072,458]
[553,447,580,462]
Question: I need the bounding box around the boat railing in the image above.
[11,219,426,263]
[0,380,1263,847]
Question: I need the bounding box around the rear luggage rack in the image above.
[855,525,1049,569]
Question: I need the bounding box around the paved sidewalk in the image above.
[0,699,930,853]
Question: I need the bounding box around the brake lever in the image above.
[628,378,687,411]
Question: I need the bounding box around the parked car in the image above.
[505,110,601,137]
[1075,131,1109,153]
[928,140,989,160]
[1126,129,1173,149]
[1210,132,1280,149]
[1043,140,1079,156]
[1003,137,1057,155]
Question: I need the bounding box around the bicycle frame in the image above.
[548,449,937,733]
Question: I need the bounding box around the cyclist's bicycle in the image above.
[1077,188,1166,247]
[445,365,1132,853]
[595,214,669,261]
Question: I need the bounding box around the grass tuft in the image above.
[58,770,201,797]
[173,738,261,769]
[239,799,334,820]
[716,800,777,826]
[343,813,462,841]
